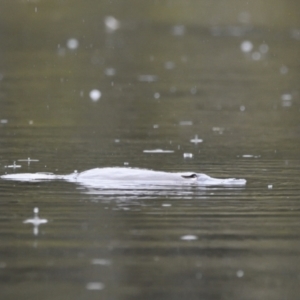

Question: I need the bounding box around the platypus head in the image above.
[181,173,197,179]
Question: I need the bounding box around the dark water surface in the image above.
[0,1,300,299]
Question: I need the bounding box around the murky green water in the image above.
[0,1,300,299]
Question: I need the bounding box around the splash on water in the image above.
[5,161,21,169]
[18,158,39,165]
[190,135,203,144]
[91,259,112,266]
[143,149,174,153]
[23,207,48,236]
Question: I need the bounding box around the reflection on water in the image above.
[0,0,300,300]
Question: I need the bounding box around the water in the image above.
[0,1,300,299]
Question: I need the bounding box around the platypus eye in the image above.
[181,173,197,179]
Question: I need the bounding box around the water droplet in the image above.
[252,52,261,60]
[164,61,175,70]
[170,86,177,93]
[259,43,269,54]
[66,38,79,50]
[190,87,197,95]
[89,89,101,101]
[290,29,300,40]
[172,25,185,36]
[238,11,251,24]
[240,41,253,53]
[104,68,116,76]
[154,92,160,99]
[280,65,288,74]
[104,16,120,32]
[236,270,244,278]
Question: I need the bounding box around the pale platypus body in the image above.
[1,167,246,187]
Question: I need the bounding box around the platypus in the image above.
[1,167,246,187]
